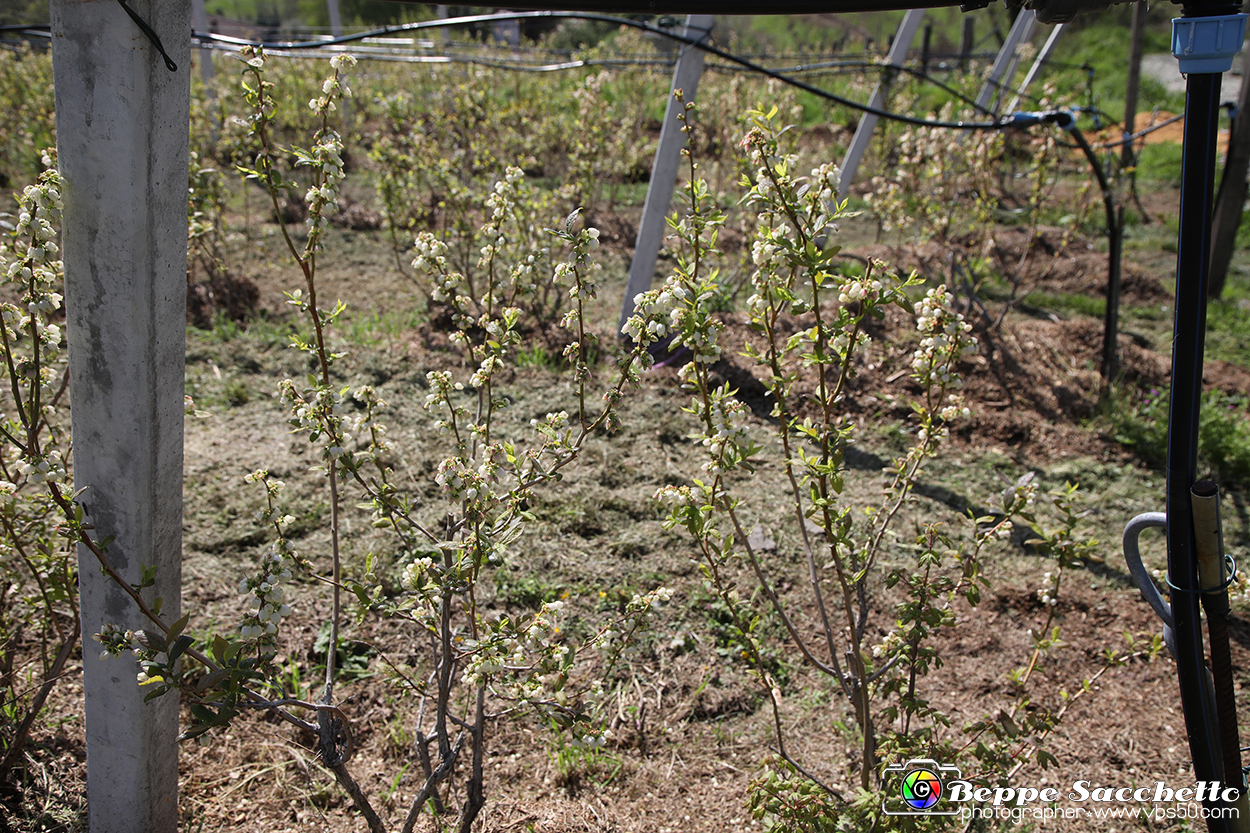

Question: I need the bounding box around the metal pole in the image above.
[1167,10,1247,828]
[50,1,188,830]
[619,14,714,331]
[839,9,926,193]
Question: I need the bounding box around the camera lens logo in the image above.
[883,759,959,815]
[900,767,943,811]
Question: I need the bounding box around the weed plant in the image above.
[1110,385,1250,488]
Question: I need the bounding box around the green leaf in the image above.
[168,635,194,665]
[143,687,168,703]
[167,612,191,643]
[195,669,230,693]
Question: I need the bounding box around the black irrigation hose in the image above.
[1168,68,1230,828]
[193,10,1020,131]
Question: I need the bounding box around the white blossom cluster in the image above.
[701,393,750,474]
[460,600,568,691]
[565,727,615,750]
[16,450,64,486]
[872,629,904,659]
[422,370,474,445]
[411,231,448,275]
[624,276,722,364]
[340,385,388,466]
[302,132,345,253]
[1,165,64,408]
[1036,571,1059,607]
[838,275,883,305]
[400,556,435,593]
[478,166,525,268]
[237,538,296,643]
[410,231,465,306]
[939,394,971,423]
[653,484,693,504]
[92,622,145,662]
[590,586,673,660]
[279,381,351,465]
[307,53,355,113]
[911,285,976,388]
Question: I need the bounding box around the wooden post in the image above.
[1123,1,1147,171]
[840,9,926,193]
[960,16,975,69]
[619,14,715,330]
[1209,33,1250,298]
[50,2,189,830]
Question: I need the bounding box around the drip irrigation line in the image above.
[237,39,997,117]
[0,25,49,40]
[192,11,1024,131]
[1099,112,1186,148]
[761,59,994,114]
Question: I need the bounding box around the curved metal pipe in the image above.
[1122,512,1173,629]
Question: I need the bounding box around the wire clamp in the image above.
[1172,14,1248,74]
[1166,553,1240,596]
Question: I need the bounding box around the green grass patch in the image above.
[1134,143,1185,189]
[1107,385,1250,487]
[1024,290,1106,319]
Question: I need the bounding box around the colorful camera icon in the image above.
[882,759,962,816]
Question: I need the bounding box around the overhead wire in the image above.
[190,10,1029,131]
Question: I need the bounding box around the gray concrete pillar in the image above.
[619,15,715,331]
[327,0,343,37]
[973,11,1038,116]
[839,9,926,193]
[50,1,189,830]
[1004,23,1065,115]
[192,0,215,87]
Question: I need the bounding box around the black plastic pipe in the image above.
[1167,68,1231,830]
[1064,124,1123,384]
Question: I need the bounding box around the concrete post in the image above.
[50,2,189,831]
[326,0,344,37]
[972,11,1038,116]
[192,0,214,86]
[1004,23,1065,114]
[839,9,926,193]
[619,14,715,330]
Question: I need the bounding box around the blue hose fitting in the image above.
[1172,14,1248,74]
[1003,110,1075,130]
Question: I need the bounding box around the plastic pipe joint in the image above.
[1173,14,1248,74]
